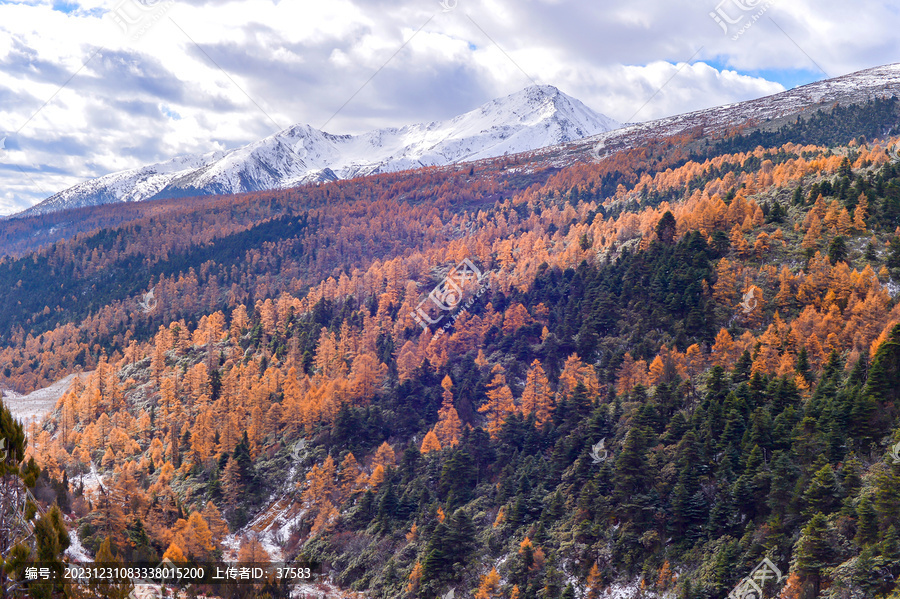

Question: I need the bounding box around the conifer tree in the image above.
[479,365,516,439]
[656,211,677,245]
[794,512,834,594]
[421,430,442,453]
[520,360,553,426]
[84,537,131,599]
[855,494,878,546]
[613,426,651,505]
[864,323,900,405]
[802,463,841,518]
[475,566,502,599]
[434,375,463,447]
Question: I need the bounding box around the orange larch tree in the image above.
[433,375,462,447]
[420,430,442,453]
[557,354,600,400]
[349,353,386,404]
[615,352,649,394]
[474,567,502,599]
[478,365,516,438]
[520,359,553,425]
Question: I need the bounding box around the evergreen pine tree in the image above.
[856,495,878,546]
[794,512,834,593]
[802,463,842,518]
[656,211,677,245]
[732,350,752,384]
[864,323,900,405]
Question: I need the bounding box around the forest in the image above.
[1,98,900,598]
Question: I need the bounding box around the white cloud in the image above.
[0,0,898,214]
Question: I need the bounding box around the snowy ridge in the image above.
[570,63,900,162]
[19,85,620,216]
[19,151,229,217]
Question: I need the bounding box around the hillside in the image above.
[2,88,900,599]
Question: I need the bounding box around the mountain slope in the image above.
[13,123,900,598]
[540,62,900,165]
[18,85,619,216]
[6,73,900,598]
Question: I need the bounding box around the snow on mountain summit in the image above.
[20,86,620,216]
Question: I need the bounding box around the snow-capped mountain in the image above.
[18,85,620,216]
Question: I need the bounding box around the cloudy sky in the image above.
[0,0,898,215]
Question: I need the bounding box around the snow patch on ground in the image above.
[886,279,899,298]
[289,579,353,598]
[78,461,106,496]
[599,582,649,598]
[1,372,90,429]
[591,581,677,599]
[65,524,92,563]
[221,492,307,563]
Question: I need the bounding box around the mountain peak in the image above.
[512,84,563,98]
[482,84,575,115]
